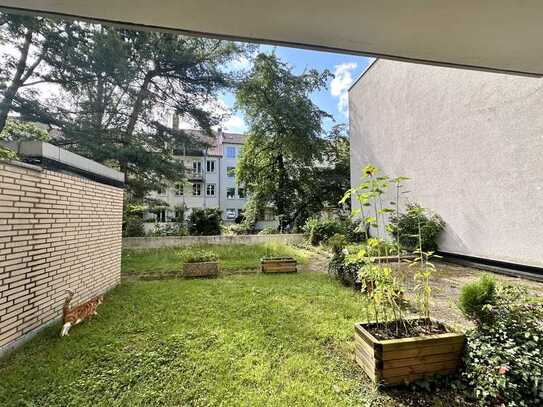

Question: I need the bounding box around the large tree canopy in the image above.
[235,53,339,230]
[0,12,253,197]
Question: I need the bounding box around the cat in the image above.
[60,290,103,337]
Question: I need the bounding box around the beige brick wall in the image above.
[0,161,123,350]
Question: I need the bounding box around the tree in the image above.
[0,13,70,132]
[236,53,332,231]
[307,124,351,213]
[0,118,49,159]
[0,13,253,197]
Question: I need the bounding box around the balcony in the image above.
[186,170,203,181]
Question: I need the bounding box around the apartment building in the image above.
[146,128,247,223]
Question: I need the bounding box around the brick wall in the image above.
[0,161,123,351]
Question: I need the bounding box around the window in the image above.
[227,166,236,177]
[206,183,215,197]
[226,146,236,158]
[226,187,235,199]
[157,187,166,196]
[175,182,184,196]
[157,209,167,222]
[225,208,236,219]
[192,183,202,196]
[206,160,215,173]
[238,188,246,198]
[192,161,202,175]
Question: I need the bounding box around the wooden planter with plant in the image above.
[261,257,297,273]
[354,319,464,385]
[182,250,220,277]
[344,164,463,386]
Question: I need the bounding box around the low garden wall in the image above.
[123,233,305,249]
[0,160,123,355]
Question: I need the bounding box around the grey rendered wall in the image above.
[123,233,304,249]
[349,60,543,267]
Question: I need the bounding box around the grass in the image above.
[121,243,311,275]
[0,272,471,406]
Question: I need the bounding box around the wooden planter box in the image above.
[182,261,220,278]
[354,319,464,386]
[261,257,297,273]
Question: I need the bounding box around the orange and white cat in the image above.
[60,290,103,337]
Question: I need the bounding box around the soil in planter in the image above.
[366,318,449,340]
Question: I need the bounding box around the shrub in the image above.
[258,226,277,235]
[224,223,251,235]
[303,217,345,246]
[327,249,362,287]
[179,249,218,263]
[188,208,222,236]
[343,218,367,243]
[150,222,187,237]
[123,217,145,237]
[459,274,497,323]
[390,202,445,251]
[326,233,348,255]
[462,282,543,406]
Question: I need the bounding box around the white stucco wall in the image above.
[349,60,543,267]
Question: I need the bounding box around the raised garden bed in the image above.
[369,254,416,263]
[261,257,297,273]
[182,261,220,278]
[354,318,464,386]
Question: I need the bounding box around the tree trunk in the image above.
[0,29,33,132]
[120,70,155,180]
[276,152,288,231]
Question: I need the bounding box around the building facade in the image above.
[146,129,248,224]
[349,59,543,268]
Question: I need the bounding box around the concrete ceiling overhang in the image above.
[1,1,543,76]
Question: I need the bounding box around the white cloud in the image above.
[222,115,247,133]
[226,55,252,72]
[330,62,358,117]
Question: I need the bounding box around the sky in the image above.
[218,45,374,134]
[1,24,373,136]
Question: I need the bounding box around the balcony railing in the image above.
[187,170,203,180]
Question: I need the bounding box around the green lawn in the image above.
[121,243,311,275]
[0,272,469,406]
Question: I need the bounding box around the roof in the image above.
[348,58,380,92]
[9,1,543,76]
[174,129,246,157]
[221,132,245,145]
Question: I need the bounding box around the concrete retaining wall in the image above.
[123,233,305,249]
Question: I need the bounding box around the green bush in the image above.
[390,202,445,251]
[327,249,362,287]
[123,216,145,237]
[459,274,497,322]
[258,226,277,235]
[462,283,543,406]
[178,249,218,263]
[150,222,187,237]
[188,208,222,236]
[224,223,251,235]
[325,233,348,255]
[303,218,345,246]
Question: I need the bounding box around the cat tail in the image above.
[63,290,74,319]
